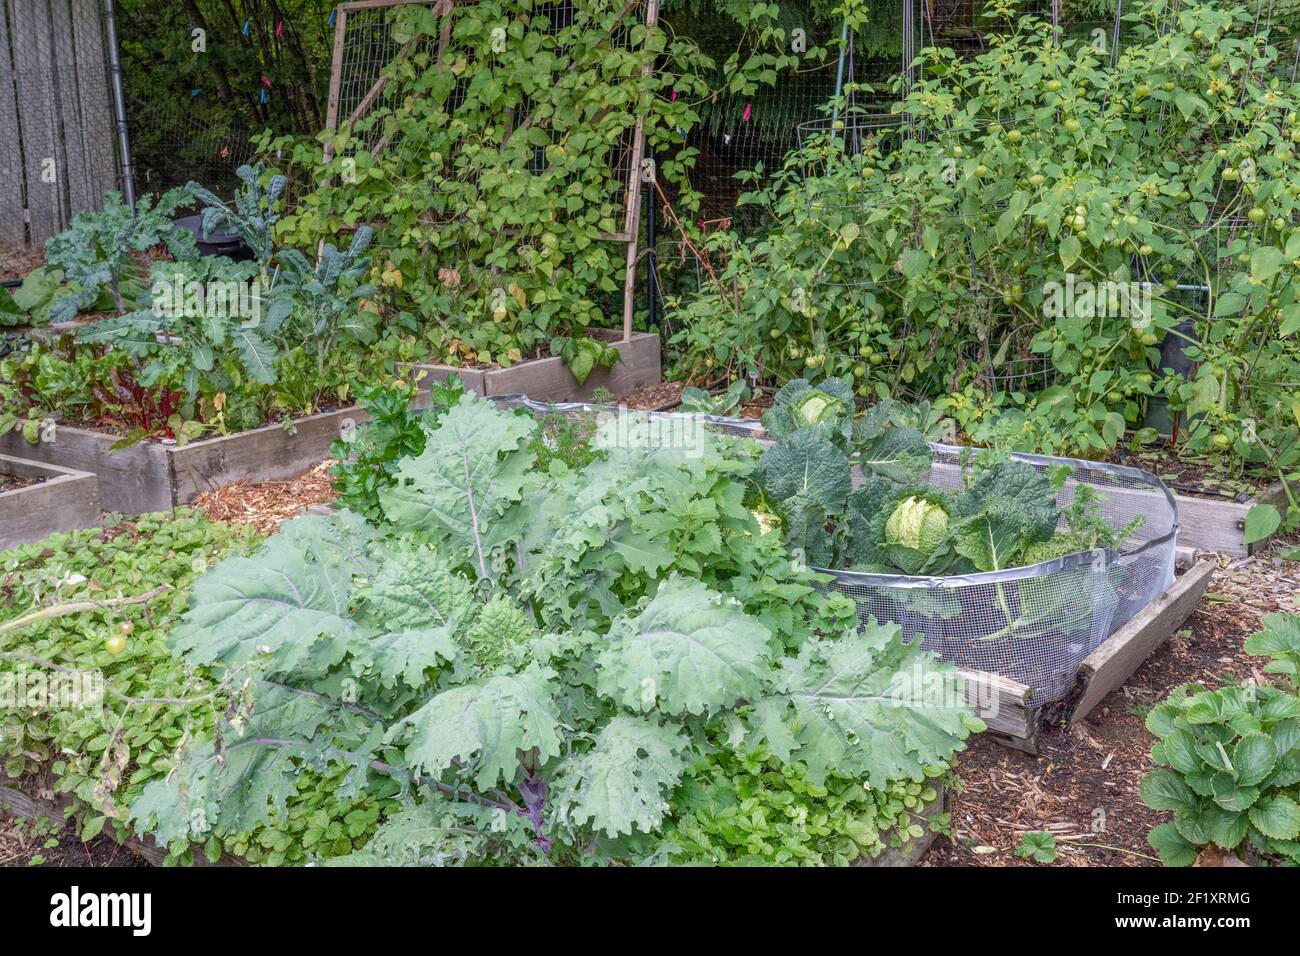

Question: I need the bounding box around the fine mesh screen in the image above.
[489,397,1177,707]
[816,445,1177,705]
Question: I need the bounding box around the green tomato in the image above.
[1064,118,1082,133]
[1006,129,1023,144]
[1045,79,1062,93]
[1139,244,1153,256]
[1248,207,1266,224]
[1028,173,1045,187]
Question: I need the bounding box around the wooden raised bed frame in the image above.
[1171,482,1288,557]
[0,405,382,515]
[959,556,1215,754]
[0,772,240,868]
[408,329,661,404]
[0,454,100,550]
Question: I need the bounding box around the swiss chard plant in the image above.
[75,255,281,444]
[1141,612,1300,866]
[126,394,981,864]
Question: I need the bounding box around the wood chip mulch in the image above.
[620,381,684,410]
[924,537,1300,867]
[192,460,338,535]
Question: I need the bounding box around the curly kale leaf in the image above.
[554,715,691,837]
[595,575,772,717]
[169,512,375,674]
[389,666,563,790]
[752,619,980,788]
[380,395,537,580]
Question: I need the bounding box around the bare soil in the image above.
[0,810,149,868]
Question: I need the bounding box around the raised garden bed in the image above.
[958,556,1215,754]
[407,329,661,403]
[1167,482,1288,557]
[0,401,425,515]
[0,454,99,550]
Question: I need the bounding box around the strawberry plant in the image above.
[1141,612,1300,866]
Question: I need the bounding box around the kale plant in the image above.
[44,188,197,321]
[127,394,981,864]
[187,164,286,272]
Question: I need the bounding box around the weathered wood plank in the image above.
[9,0,63,242]
[1068,558,1215,727]
[0,2,27,244]
[959,666,1039,754]
[0,773,241,867]
[407,330,661,404]
[67,0,117,207]
[0,454,100,550]
[406,363,489,396]
[483,330,660,402]
[0,426,170,515]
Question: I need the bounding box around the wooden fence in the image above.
[0,0,120,246]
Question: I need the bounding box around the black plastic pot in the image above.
[1144,310,1200,437]
[172,214,253,261]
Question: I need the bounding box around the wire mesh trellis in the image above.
[0,0,121,246]
[124,94,257,197]
[323,0,646,238]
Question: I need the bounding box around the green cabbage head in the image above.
[794,391,842,425]
[884,496,950,555]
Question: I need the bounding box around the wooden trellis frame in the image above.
[322,0,657,340]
